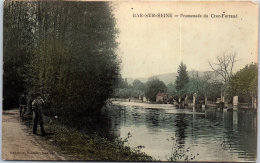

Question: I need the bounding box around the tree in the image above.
[184,71,222,101]
[209,52,237,103]
[167,82,176,96]
[113,88,132,98]
[145,78,167,102]
[132,80,146,91]
[206,82,223,101]
[228,63,257,106]
[3,1,35,109]
[175,62,189,97]
[115,75,129,89]
[4,1,120,127]
[209,53,237,84]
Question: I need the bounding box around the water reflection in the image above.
[174,114,187,145]
[99,102,256,161]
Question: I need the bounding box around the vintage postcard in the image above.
[2,0,258,162]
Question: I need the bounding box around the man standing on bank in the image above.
[32,93,47,136]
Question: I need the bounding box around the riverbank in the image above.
[2,109,65,160]
[34,115,154,161]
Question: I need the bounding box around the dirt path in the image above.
[2,109,65,160]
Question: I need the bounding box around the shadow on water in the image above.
[145,108,165,130]
[174,114,188,146]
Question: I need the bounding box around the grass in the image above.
[36,116,154,161]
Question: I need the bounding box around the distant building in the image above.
[156,92,170,103]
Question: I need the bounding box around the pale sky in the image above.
[113,1,258,78]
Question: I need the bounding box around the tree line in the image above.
[4,1,120,126]
[114,58,257,106]
[114,62,222,103]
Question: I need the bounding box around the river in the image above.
[99,101,257,161]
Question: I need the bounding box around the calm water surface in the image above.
[100,101,257,161]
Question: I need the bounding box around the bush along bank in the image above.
[38,116,154,161]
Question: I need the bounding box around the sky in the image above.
[112,1,258,78]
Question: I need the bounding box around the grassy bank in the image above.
[37,117,154,161]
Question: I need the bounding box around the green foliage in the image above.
[183,78,204,99]
[206,82,223,101]
[132,80,146,91]
[113,88,144,99]
[4,1,120,127]
[113,88,131,98]
[167,82,176,96]
[3,1,35,109]
[167,137,199,162]
[228,63,258,101]
[145,78,167,102]
[182,71,222,100]
[30,39,70,115]
[184,79,222,101]
[115,75,129,89]
[113,79,145,99]
[175,62,189,96]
